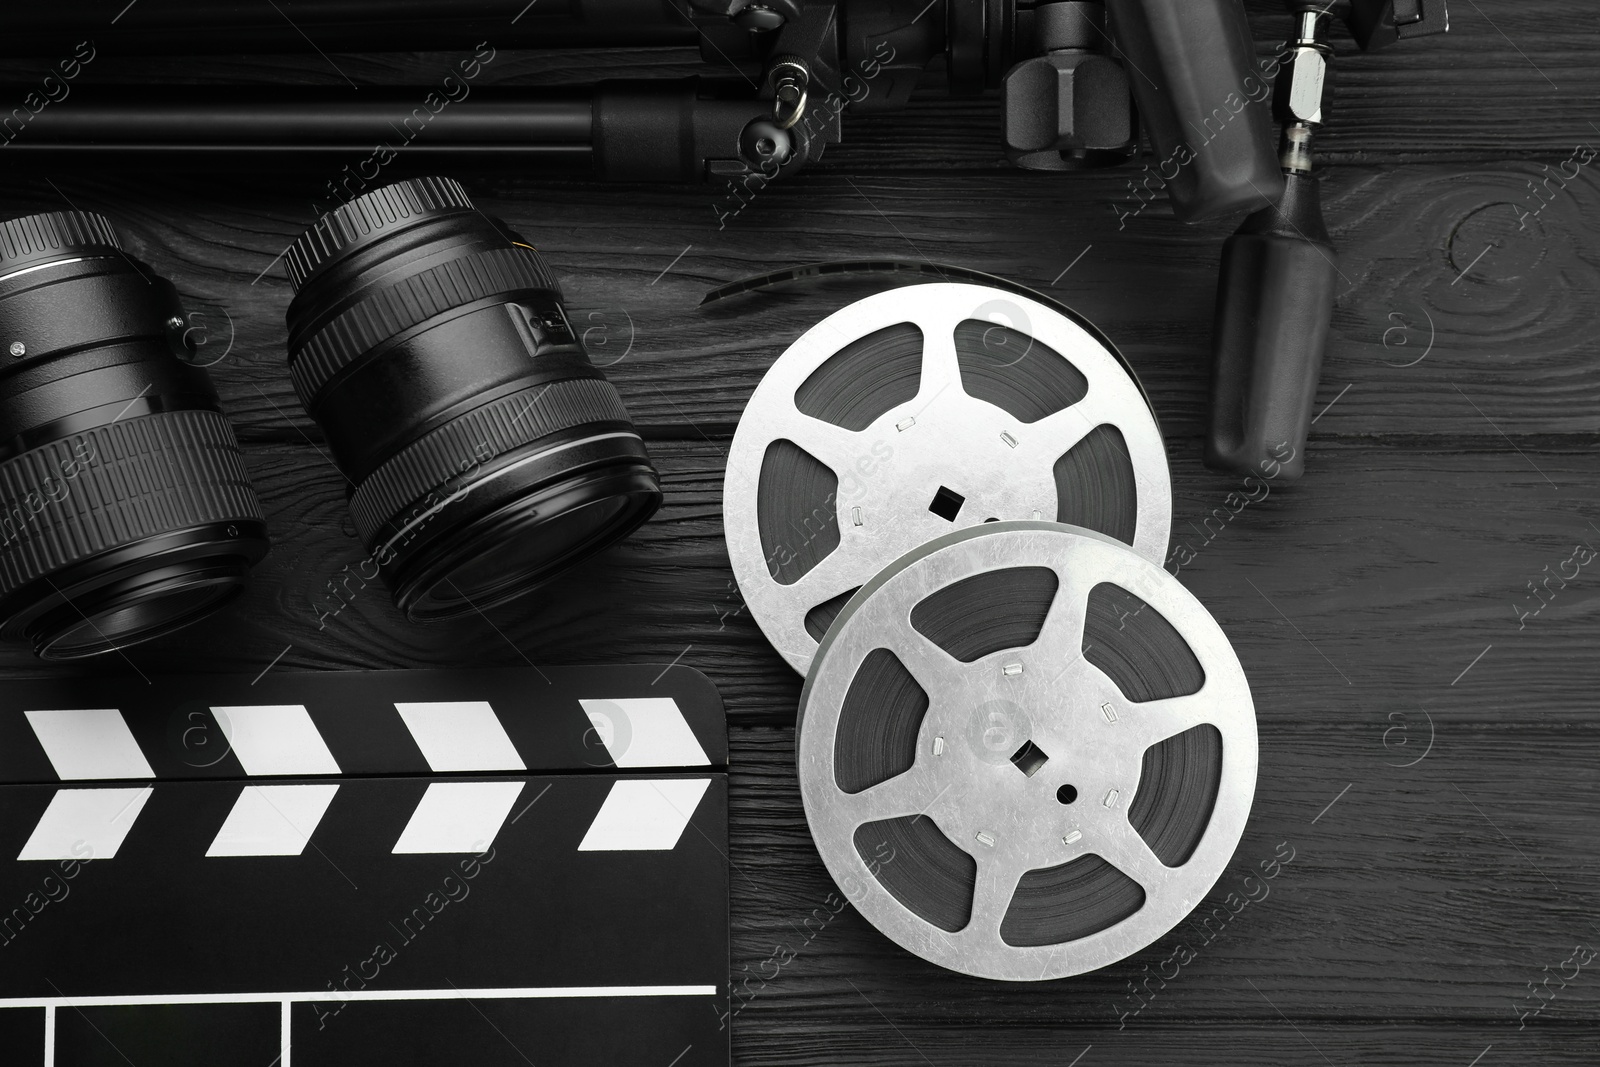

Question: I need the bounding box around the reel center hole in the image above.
[929,485,965,521]
[1009,739,1049,778]
[1056,784,1078,804]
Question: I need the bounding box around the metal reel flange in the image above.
[796,522,1256,981]
[725,283,1171,674]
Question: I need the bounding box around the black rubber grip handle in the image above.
[1205,171,1337,481]
[1104,0,1283,222]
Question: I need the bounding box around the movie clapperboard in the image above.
[0,664,729,1067]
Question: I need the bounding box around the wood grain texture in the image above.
[8,438,1599,715]
[1,163,1594,444]
[722,724,1600,1028]
[0,5,1594,1062]
[726,1024,1589,1067]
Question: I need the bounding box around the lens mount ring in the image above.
[0,409,265,597]
[0,211,123,267]
[285,175,473,293]
[347,376,633,543]
[289,243,562,404]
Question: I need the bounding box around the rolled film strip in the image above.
[796,522,1256,981]
[724,282,1172,674]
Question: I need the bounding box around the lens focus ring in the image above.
[348,376,632,544]
[0,210,122,265]
[285,176,472,293]
[289,244,562,404]
[0,410,263,596]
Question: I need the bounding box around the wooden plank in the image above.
[726,1022,1586,1066]
[0,164,1592,444]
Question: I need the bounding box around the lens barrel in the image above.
[285,177,662,621]
[0,211,269,660]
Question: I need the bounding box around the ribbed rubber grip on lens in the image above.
[0,410,264,597]
[0,211,122,267]
[286,176,473,292]
[348,377,633,544]
[288,244,564,404]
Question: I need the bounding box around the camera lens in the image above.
[284,177,662,621]
[0,211,269,660]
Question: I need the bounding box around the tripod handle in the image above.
[1104,0,1282,222]
[1204,171,1336,481]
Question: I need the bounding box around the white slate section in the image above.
[577,779,711,852]
[206,785,340,857]
[213,705,341,776]
[18,787,153,861]
[394,702,526,772]
[25,709,154,781]
[391,781,526,854]
[578,698,710,768]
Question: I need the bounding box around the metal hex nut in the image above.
[1273,45,1329,127]
[1003,53,1133,153]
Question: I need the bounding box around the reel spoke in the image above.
[1030,401,1101,458]
[774,411,870,481]
[1027,570,1097,666]
[789,538,889,609]
[914,313,966,404]
[883,624,971,694]
[838,764,948,826]
[1098,818,1172,891]
[1121,690,1220,750]
[964,854,1030,938]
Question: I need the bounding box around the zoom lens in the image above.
[0,211,269,659]
[284,177,662,621]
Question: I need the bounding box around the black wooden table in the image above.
[1,2,1596,1063]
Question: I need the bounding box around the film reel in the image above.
[796,522,1256,981]
[724,282,1171,674]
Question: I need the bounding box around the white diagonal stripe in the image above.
[579,698,710,768]
[18,787,153,861]
[25,709,154,781]
[206,785,340,857]
[394,702,526,772]
[578,779,710,852]
[391,781,525,854]
[212,705,341,776]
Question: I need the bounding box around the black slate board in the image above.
[0,665,729,1067]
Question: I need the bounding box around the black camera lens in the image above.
[284,177,661,621]
[0,211,269,660]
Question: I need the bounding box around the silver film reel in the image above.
[724,283,1172,674]
[796,522,1256,981]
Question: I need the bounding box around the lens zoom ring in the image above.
[286,176,473,292]
[289,245,563,405]
[0,410,264,597]
[0,211,122,265]
[349,377,630,544]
